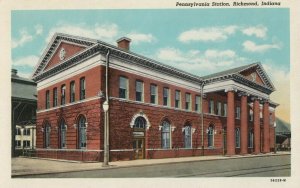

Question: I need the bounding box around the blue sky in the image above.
[11,8,290,122]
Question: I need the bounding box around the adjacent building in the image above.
[31,33,278,161]
[11,69,37,157]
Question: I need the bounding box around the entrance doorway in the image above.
[133,138,144,159]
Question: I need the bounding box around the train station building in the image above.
[32,33,278,161]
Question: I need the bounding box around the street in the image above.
[15,154,290,178]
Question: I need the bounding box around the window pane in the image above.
[80,78,85,100]
[136,81,143,92]
[120,77,127,89]
[150,85,156,95]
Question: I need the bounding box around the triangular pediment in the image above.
[32,33,97,78]
[238,63,275,91]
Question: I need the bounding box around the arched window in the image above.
[184,125,192,148]
[235,128,240,148]
[248,129,254,148]
[208,125,214,147]
[59,119,67,148]
[78,115,87,149]
[44,122,51,148]
[161,120,171,149]
[133,117,146,129]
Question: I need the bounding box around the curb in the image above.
[12,152,290,177]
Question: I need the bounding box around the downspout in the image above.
[200,82,205,156]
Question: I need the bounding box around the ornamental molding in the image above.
[129,111,151,130]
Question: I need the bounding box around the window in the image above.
[23,140,30,148]
[163,87,169,106]
[150,84,157,104]
[61,85,66,105]
[16,128,21,135]
[135,81,143,102]
[184,125,192,148]
[185,93,191,110]
[80,77,85,100]
[175,90,181,108]
[15,140,21,148]
[23,128,30,136]
[208,125,214,147]
[46,90,50,109]
[235,128,240,148]
[134,117,146,129]
[217,102,222,116]
[249,109,253,121]
[195,96,201,112]
[248,129,254,148]
[209,100,214,114]
[70,81,75,103]
[78,115,87,149]
[44,122,51,148]
[59,119,67,148]
[119,76,128,99]
[236,106,241,119]
[223,103,227,117]
[161,120,171,149]
[53,88,58,107]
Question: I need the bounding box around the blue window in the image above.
[78,115,87,149]
[161,120,171,149]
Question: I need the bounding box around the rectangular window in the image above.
[223,103,227,117]
[163,87,169,106]
[80,77,85,100]
[185,93,191,110]
[61,85,66,105]
[23,140,30,148]
[70,81,75,102]
[46,90,50,109]
[236,106,241,119]
[195,96,201,112]
[16,128,21,135]
[119,76,128,99]
[150,84,157,104]
[23,128,30,136]
[175,90,181,108]
[15,140,21,148]
[209,100,214,114]
[135,81,143,102]
[249,109,253,121]
[217,102,222,116]
[53,88,58,107]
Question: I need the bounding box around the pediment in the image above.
[43,41,86,71]
[238,63,275,91]
[32,33,97,78]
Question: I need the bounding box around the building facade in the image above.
[32,33,278,161]
[12,69,37,157]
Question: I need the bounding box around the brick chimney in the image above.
[116,37,131,51]
[11,69,18,77]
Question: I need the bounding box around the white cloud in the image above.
[127,32,156,44]
[35,25,43,35]
[263,63,290,122]
[178,25,238,43]
[156,47,247,75]
[243,40,280,53]
[12,55,39,67]
[46,23,119,43]
[12,29,33,49]
[242,25,267,38]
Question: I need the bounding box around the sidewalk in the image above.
[12,151,290,177]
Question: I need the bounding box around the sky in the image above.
[11,8,290,123]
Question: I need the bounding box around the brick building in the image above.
[32,33,278,161]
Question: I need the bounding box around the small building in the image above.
[275,118,291,151]
[11,69,37,156]
[31,33,278,162]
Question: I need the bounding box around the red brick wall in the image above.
[38,66,102,110]
[44,42,86,71]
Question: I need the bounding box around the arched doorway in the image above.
[132,116,146,159]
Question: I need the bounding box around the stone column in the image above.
[226,89,235,156]
[263,100,270,153]
[240,93,248,155]
[253,97,261,154]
